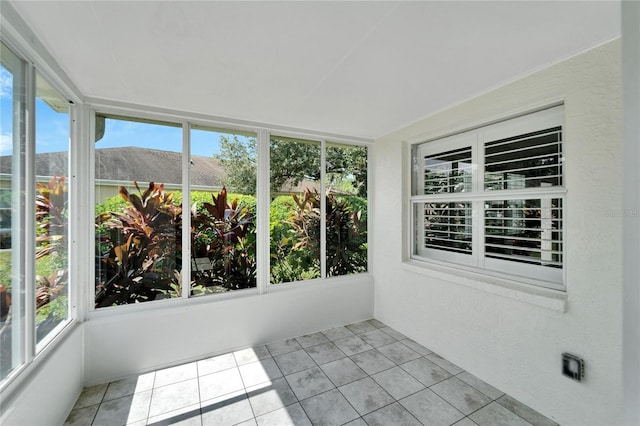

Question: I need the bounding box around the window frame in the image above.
[409,106,566,291]
[0,38,79,393]
[87,106,371,316]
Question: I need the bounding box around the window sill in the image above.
[402,260,568,312]
[89,272,373,321]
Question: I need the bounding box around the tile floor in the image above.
[64,319,558,426]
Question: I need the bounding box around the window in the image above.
[190,126,257,296]
[269,137,368,284]
[0,41,25,383]
[269,136,322,283]
[94,116,183,308]
[411,106,564,289]
[325,143,368,277]
[35,72,70,345]
[0,42,72,386]
[93,118,370,309]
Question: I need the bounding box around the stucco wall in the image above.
[372,39,622,425]
[0,325,84,425]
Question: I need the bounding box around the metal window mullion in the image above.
[475,133,485,268]
[256,129,270,293]
[9,53,27,371]
[24,63,36,361]
[181,123,191,299]
[68,103,81,322]
[320,140,327,279]
[87,109,97,316]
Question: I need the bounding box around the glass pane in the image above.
[423,147,472,194]
[485,127,562,190]
[485,198,563,267]
[0,42,25,381]
[269,136,321,284]
[35,72,70,345]
[94,117,183,308]
[418,202,472,255]
[189,128,257,296]
[325,143,367,277]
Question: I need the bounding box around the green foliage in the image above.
[34,176,69,328]
[269,190,367,283]
[326,145,368,197]
[94,179,366,298]
[213,135,257,194]
[269,138,321,192]
[191,187,256,290]
[95,184,259,306]
[95,194,128,215]
[36,296,67,324]
[95,181,183,307]
[213,135,367,197]
[325,194,367,276]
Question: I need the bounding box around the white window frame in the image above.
[0,37,79,393]
[410,106,566,291]
[88,107,371,316]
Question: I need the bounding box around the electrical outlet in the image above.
[562,352,584,381]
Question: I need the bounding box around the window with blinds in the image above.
[411,106,565,290]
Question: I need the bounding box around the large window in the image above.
[94,117,183,308]
[411,106,564,289]
[94,119,263,307]
[190,126,257,296]
[269,136,322,283]
[0,42,24,384]
[269,137,368,284]
[94,124,369,307]
[0,42,72,386]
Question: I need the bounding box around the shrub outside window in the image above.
[411,106,565,289]
[93,118,370,309]
[269,137,368,284]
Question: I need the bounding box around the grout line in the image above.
[65,322,555,425]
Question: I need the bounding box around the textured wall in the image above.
[372,39,622,425]
[0,326,84,425]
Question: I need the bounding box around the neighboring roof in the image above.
[0,147,224,187]
[95,147,222,187]
[0,151,68,178]
[0,148,345,195]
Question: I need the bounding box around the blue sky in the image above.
[97,119,233,158]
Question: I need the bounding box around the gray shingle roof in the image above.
[1,147,224,187]
[95,147,222,186]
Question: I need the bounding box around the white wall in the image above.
[84,277,373,385]
[372,40,622,425]
[622,2,640,424]
[0,325,84,426]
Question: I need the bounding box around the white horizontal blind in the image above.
[482,123,563,273]
[423,146,472,194]
[411,105,565,288]
[484,198,563,268]
[423,202,472,254]
[484,127,562,191]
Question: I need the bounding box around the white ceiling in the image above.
[10,1,620,139]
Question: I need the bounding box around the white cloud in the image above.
[0,133,12,156]
[0,69,12,99]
